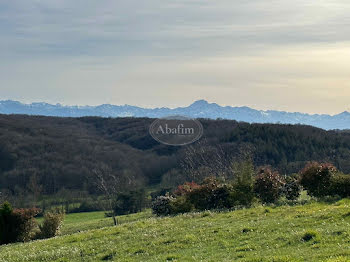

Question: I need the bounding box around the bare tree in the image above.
[181,139,253,182]
[91,164,134,226]
[27,173,43,205]
[181,140,231,182]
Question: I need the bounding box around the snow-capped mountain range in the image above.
[0,99,349,130]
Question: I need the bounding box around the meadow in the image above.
[36,210,153,236]
[1,200,350,261]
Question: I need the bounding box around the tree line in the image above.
[1,114,350,208]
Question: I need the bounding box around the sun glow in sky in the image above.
[1,0,350,114]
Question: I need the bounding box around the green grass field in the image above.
[1,200,350,261]
[36,210,153,236]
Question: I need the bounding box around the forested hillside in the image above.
[1,114,350,203]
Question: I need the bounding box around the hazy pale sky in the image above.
[1,0,350,114]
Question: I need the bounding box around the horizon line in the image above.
[0,99,348,117]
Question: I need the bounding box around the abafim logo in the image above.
[149,116,203,146]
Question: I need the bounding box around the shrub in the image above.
[188,161,256,210]
[299,162,337,197]
[152,177,241,215]
[282,174,302,200]
[151,195,174,216]
[231,160,255,206]
[186,179,215,211]
[188,178,236,210]
[209,184,235,209]
[174,182,200,197]
[171,169,255,213]
[114,189,148,215]
[230,184,255,207]
[187,177,222,210]
[0,202,40,244]
[12,208,41,242]
[254,167,285,203]
[329,174,350,198]
[38,211,65,239]
[0,202,13,244]
[169,196,193,214]
[150,188,172,201]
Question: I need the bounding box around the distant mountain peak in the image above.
[190,99,209,107]
[337,111,350,116]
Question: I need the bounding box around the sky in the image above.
[0,0,350,114]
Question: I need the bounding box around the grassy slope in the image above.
[36,210,153,236]
[1,201,350,262]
